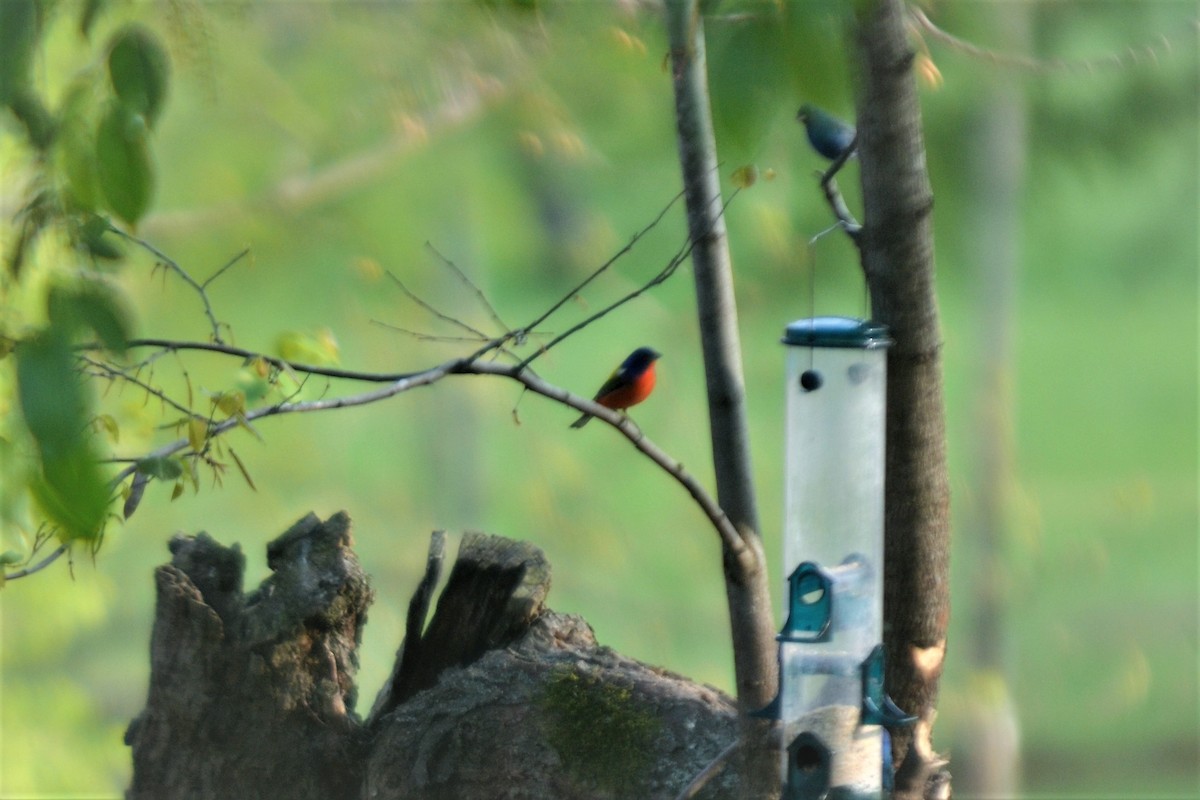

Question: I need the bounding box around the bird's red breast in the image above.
[595,361,657,411]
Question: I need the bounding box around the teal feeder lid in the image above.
[783,317,891,350]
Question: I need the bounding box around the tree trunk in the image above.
[852,0,952,795]
[126,512,744,799]
[664,1,780,797]
[956,3,1028,794]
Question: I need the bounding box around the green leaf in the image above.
[32,452,110,541]
[135,455,183,481]
[0,551,23,566]
[77,214,124,260]
[96,101,154,227]
[80,0,107,39]
[57,76,104,212]
[47,276,132,355]
[16,330,110,540]
[16,331,87,459]
[0,0,38,107]
[7,87,56,151]
[107,25,169,128]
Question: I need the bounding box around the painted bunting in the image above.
[797,104,857,161]
[569,346,661,428]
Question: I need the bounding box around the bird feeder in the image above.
[774,316,909,799]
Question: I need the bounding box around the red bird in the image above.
[570,347,661,429]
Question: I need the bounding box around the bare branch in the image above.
[818,135,863,243]
[109,227,242,343]
[908,5,1192,74]
[467,361,745,556]
[2,543,69,581]
[141,69,506,236]
[80,340,746,560]
[111,339,413,383]
[38,189,724,583]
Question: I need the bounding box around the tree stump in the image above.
[126,512,741,799]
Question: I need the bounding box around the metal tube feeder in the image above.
[773,316,912,799]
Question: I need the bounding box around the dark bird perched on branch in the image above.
[570,347,661,428]
[797,104,857,161]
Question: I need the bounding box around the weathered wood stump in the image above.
[126,512,740,799]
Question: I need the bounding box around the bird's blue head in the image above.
[624,347,662,372]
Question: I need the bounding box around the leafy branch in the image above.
[4,188,743,582]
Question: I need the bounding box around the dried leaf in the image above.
[227,448,256,492]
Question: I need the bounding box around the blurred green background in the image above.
[1,1,1196,796]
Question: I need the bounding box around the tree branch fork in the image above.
[5,188,755,581]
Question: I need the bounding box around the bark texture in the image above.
[664,1,780,794]
[126,512,742,800]
[852,0,952,795]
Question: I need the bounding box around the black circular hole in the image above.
[800,369,823,391]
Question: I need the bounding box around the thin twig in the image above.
[908,5,1190,74]
[386,270,493,342]
[424,242,509,332]
[79,354,200,420]
[369,321,490,344]
[202,247,251,290]
[516,237,694,371]
[673,737,742,800]
[514,188,734,371]
[2,543,69,581]
[513,189,686,341]
[109,227,241,343]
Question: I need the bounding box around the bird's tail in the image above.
[569,413,592,429]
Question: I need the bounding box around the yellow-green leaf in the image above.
[212,390,245,418]
[95,413,119,443]
[730,164,758,189]
[187,417,207,452]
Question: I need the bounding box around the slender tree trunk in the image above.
[957,3,1028,794]
[664,1,779,796]
[852,0,952,794]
